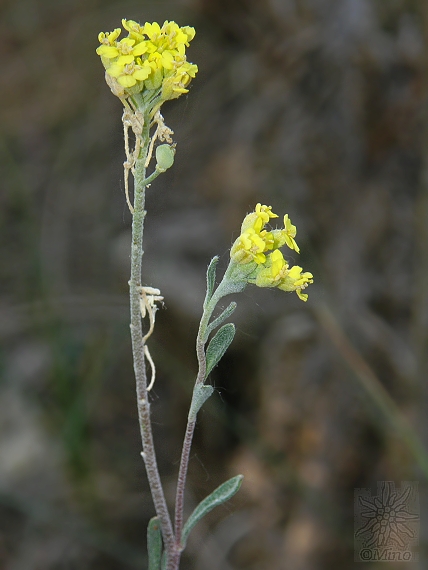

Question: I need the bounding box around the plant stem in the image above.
[128,119,175,561]
[173,287,224,548]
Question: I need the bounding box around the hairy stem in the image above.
[174,287,224,547]
[128,119,175,560]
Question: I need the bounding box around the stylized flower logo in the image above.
[355,482,419,549]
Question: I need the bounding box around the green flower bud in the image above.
[155,144,175,171]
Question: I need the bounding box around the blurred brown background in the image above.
[1,0,428,568]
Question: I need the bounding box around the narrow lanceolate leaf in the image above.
[203,256,219,310]
[188,384,214,421]
[181,475,244,549]
[147,517,162,570]
[204,302,237,342]
[205,323,235,378]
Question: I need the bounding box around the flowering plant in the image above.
[97,20,198,104]
[96,18,312,570]
[229,203,313,300]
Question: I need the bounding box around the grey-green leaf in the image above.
[147,517,162,570]
[203,257,219,310]
[188,384,214,421]
[205,323,235,378]
[204,302,237,341]
[181,475,244,548]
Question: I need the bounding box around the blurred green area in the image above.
[1,0,428,568]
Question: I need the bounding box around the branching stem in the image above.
[128,109,238,570]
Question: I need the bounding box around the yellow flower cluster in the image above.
[230,204,313,301]
[96,19,198,101]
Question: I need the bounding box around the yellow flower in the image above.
[241,203,278,234]
[268,214,300,253]
[231,204,285,265]
[96,19,198,102]
[96,37,148,61]
[255,250,288,286]
[182,26,196,43]
[107,59,152,88]
[230,204,281,265]
[122,19,146,42]
[283,214,299,252]
[277,265,313,301]
[98,29,121,46]
[230,204,313,301]
[143,21,162,40]
[269,249,288,280]
[254,250,313,301]
[161,61,198,99]
[230,228,267,264]
[148,49,175,70]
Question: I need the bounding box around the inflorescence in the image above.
[96,19,198,104]
[230,204,313,301]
